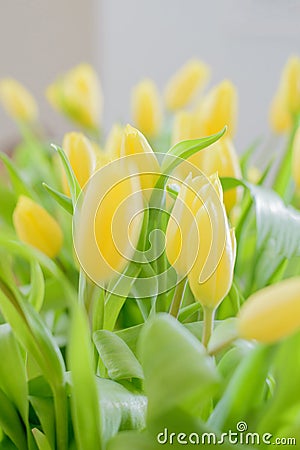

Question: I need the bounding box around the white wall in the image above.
[97,0,300,151]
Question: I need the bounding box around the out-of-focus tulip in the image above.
[62,132,97,196]
[172,110,203,145]
[104,124,124,160]
[190,137,242,213]
[46,64,102,130]
[269,93,292,133]
[73,158,144,284]
[247,165,262,185]
[131,79,162,137]
[238,278,300,343]
[164,60,209,111]
[120,124,160,194]
[13,196,63,258]
[199,80,238,137]
[292,126,300,189]
[0,78,38,123]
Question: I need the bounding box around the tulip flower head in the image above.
[61,132,97,196]
[199,80,238,137]
[164,59,210,111]
[0,78,38,123]
[13,196,63,258]
[172,110,203,145]
[46,64,102,130]
[292,126,300,190]
[131,79,162,137]
[238,278,300,343]
[104,124,124,161]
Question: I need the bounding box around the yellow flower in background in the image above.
[199,80,238,137]
[191,137,242,213]
[269,92,292,133]
[62,132,97,196]
[104,124,124,160]
[292,126,300,189]
[171,110,203,145]
[131,79,162,137]
[46,64,102,130]
[0,78,38,123]
[13,196,63,258]
[73,159,144,284]
[120,124,160,194]
[164,59,210,111]
[238,278,300,343]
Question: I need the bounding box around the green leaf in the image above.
[51,144,81,205]
[0,152,37,200]
[0,388,27,450]
[139,313,219,421]
[160,127,227,176]
[28,261,45,311]
[208,319,238,355]
[94,330,144,380]
[42,183,73,215]
[32,429,52,450]
[67,304,102,450]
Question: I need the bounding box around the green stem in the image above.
[53,384,68,450]
[202,306,215,348]
[169,278,186,318]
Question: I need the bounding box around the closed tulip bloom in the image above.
[292,126,300,189]
[191,137,242,213]
[62,132,97,196]
[131,79,162,137]
[164,60,209,111]
[269,92,292,133]
[46,64,102,130]
[104,124,124,160]
[172,110,203,145]
[278,56,300,115]
[73,159,144,284]
[13,196,63,258]
[0,78,38,123]
[120,124,160,195]
[188,198,236,309]
[238,278,300,343]
[200,80,238,137]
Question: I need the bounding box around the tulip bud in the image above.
[131,79,162,137]
[0,78,38,123]
[269,93,292,133]
[191,137,242,213]
[164,60,209,111]
[104,124,124,160]
[73,158,144,284]
[120,124,160,194]
[238,278,300,343]
[13,196,63,258]
[171,110,203,145]
[199,80,238,137]
[46,64,102,130]
[292,126,300,189]
[188,204,236,309]
[62,132,97,196]
[278,56,300,116]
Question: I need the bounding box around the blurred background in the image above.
[1,0,300,151]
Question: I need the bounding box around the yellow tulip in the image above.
[62,132,97,196]
[46,64,102,130]
[238,278,300,343]
[0,78,38,123]
[278,56,300,115]
[292,126,300,189]
[269,92,292,133]
[120,124,160,195]
[191,137,242,213]
[104,124,124,160]
[131,79,162,137]
[187,189,236,309]
[73,158,144,284]
[164,60,209,111]
[171,110,203,145]
[13,196,63,258]
[199,80,238,137]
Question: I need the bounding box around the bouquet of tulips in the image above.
[0,57,300,450]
